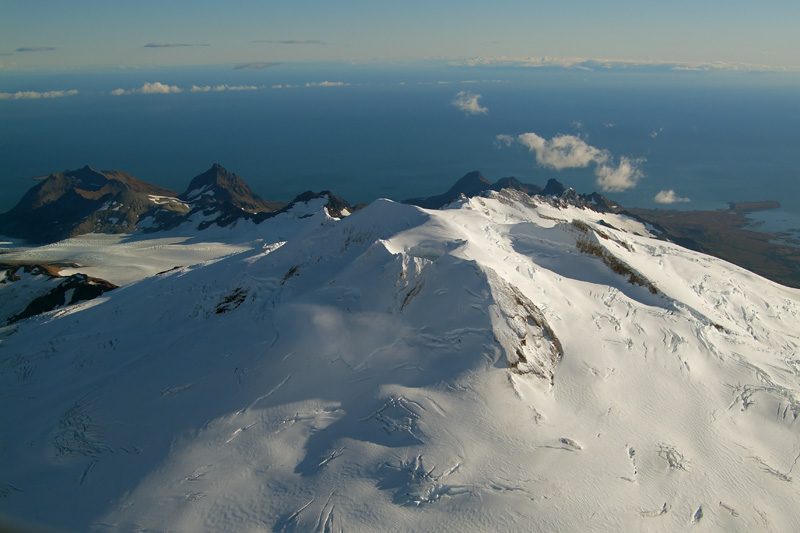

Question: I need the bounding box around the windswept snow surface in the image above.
[1,190,799,531]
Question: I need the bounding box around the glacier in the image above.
[1,189,799,531]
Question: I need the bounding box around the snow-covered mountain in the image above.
[1,189,799,531]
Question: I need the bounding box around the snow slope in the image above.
[0,197,332,287]
[1,190,799,531]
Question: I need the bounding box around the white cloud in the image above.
[139,82,182,94]
[273,82,347,89]
[226,85,260,91]
[111,82,183,95]
[517,133,609,170]
[451,90,488,115]
[650,127,664,138]
[654,189,691,204]
[0,89,78,100]
[449,56,793,73]
[595,156,645,192]
[190,84,260,92]
[502,131,646,192]
[494,134,515,148]
[305,81,348,87]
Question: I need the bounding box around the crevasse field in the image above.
[2,190,799,531]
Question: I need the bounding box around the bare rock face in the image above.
[2,264,117,324]
[0,164,296,241]
[0,166,178,243]
[485,268,563,384]
[179,163,285,213]
[405,170,547,209]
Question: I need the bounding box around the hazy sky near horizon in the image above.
[2,0,799,71]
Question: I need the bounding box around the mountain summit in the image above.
[0,164,290,242]
[0,166,177,243]
[180,163,284,214]
[403,170,544,209]
[2,187,798,531]
[136,163,290,232]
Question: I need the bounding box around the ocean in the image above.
[2,62,800,234]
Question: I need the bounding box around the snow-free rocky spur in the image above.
[1,169,800,531]
[0,163,348,244]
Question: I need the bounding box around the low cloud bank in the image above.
[111,82,183,95]
[190,85,260,92]
[498,132,646,192]
[0,89,78,100]
[15,46,55,52]
[304,81,348,87]
[451,91,488,115]
[451,56,790,73]
[233,62,281,70]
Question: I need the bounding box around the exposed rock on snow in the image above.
[1,264,117,324]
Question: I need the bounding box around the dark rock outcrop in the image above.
[272,190,355,219]
[179,163,285,213]
[540,178,566,197]
[139,164,289,232]
[2,264,117,324]
[403,171,544,209]
[0,166,178,243]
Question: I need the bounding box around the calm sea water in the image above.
[2,63,799,232]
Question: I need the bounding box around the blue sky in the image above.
[2,0,799,71]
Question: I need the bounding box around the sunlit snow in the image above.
[1,190,799,531]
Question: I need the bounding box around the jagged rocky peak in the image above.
[404,172,568,210]
[180,163,282,213]
[446,170,492,196]
[403,170,494,209]
[64,165,107,189]
[540,178,566,196]
[493,176,543,195]
[185,163,239,189]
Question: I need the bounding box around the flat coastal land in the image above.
[628,201,800,288]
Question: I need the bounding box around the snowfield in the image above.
[1,190,799,531]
